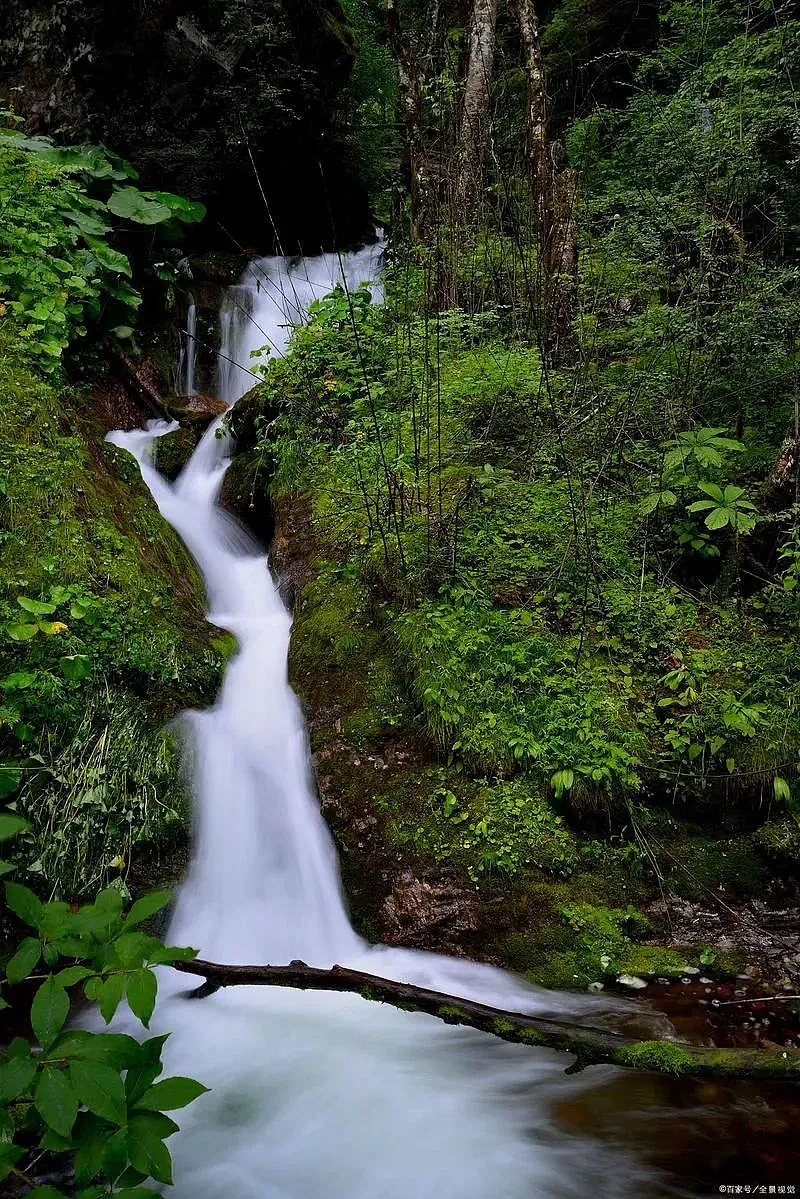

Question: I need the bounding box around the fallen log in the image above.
[171,958,800,1081]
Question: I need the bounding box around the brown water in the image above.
[554,974,800,1196]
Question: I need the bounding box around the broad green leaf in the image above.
[127,1115,175,1183]
[86,239,132,276]
[6,622,39,641]
[136,1075,209,1112]
[35,1066,79,1138]
[124,889,171,928]
[113,1189,161,1198]
[126,968,158,1027]
[1,670,37,689]
[17,596,56,616]
[0,770,22,799]
[704,507,730,530]
[6,880,43,928]
[70,1059,127,1125]
[149,192,206,223]
[98,971,127,1024]
[0,1143,25,1183]
[47,1030,142,1070]
[65,208,111,237]
[108,188,172,225]
[59,654,92,681]
[73,1112,107,1185]
[6,935,41,983]
[56,965,95,988]
[0,1053,37,1101]
[774,776,791,802]
[28,1187,69,1198]
[101,1125,130,1181]
[0,811,28,839]
[696,481,724,501]
[31,975,70,1047]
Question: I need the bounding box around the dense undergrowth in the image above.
[0,329,221,896]
[230,2,800,977]
[0,125,221,898]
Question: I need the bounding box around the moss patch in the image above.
[0,326,222,895]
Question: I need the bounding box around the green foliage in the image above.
[0,331,220,894]
[688,483,758,534]
[0,116,205,372]
[0,826,206,1195]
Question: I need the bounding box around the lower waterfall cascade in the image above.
[106,242,660,1198]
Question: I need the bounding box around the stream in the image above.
[107,245,800,1197]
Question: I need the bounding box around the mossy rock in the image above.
[754,817,800,866]
[220,450,274,545]
[153,427,197,480]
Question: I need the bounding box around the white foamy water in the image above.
[107,241,656,1198]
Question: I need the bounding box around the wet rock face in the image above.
[0,0,372,248]
[168,393,228,428]
[380,871,480,950]
[219,450,274,546]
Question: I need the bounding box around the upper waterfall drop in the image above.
[105,238,650,1199]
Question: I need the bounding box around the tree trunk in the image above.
[514,0,577,361]
[455,0,499,225]
[387,0,430,240]
[172,957,800,1082]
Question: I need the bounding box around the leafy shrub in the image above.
[0,820,205,1197]
[0,117,204,371]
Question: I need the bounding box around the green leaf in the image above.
[101,1125,131,1181]
[696,481,724,502]
[774,776,791,802]
[31,975,70,1047]
[47,1030,142,1070]
[113,1189,161,1198]
[126,968,158,1027]
[108,188,173,225]
[98,972,127,1024]
[149,192,206,224]
[0,1052,37,1101]
[73,1112,107,1185]
[136,1074,209,1112]
[86,239,132,276]
[124,889,172,928]
[127,1115,174,1184]
[0,769,22,799]
[55,965,94,988]
[59,654,92,681]
[6,935,41,983]
[6,621,39,641]
[28,1186,69,1198]
[704,507,730,530]
[6,880,43,928]
[0,1143,25,1183]
[70,1059,127,1125]
[17,596,56,616]
[550,768,574,798]
[0,811,28,839]
[35,1066,79,1138]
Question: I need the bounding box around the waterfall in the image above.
[106,240,651,1198]
[177,296,197,396]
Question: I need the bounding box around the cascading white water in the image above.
[176,297,197,396]
[107,242,658,1198]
